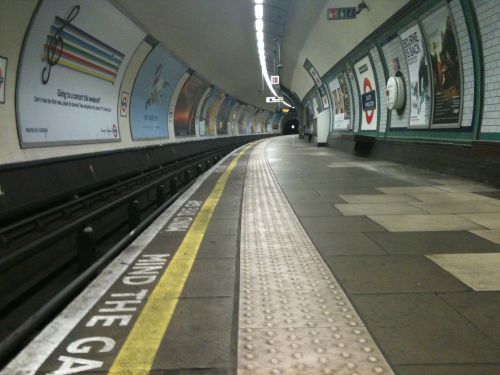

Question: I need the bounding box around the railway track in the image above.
[0,144,235,366]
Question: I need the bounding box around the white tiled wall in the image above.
[473,0,500,135]
[346,62,360,132]
[450,0,474,128]
[381,37,411,129]
[370,47,388,134]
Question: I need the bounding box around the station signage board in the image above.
[327,7,357,20]
[266,96,283,103]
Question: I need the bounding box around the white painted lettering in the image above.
[66,337,115,354]
[123,275,157,285]
[129,265,163,275]
[111,289,148,300]
[99,300,141,313]
[85,315,131,327]
[48,356,103,375]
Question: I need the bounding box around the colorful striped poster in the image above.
[17,0,145,146]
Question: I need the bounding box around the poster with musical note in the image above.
[16,0,145,146]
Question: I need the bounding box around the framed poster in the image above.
[421,4,462,127]
[400,24,431,127]
[0,56,6,104]
[304,58,323,87]
[16,0,145,146]
[173,74,209,137]
[354,56,378,131]
[130,46,187,140]
[328,74,351,130]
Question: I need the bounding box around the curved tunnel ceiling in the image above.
[111,0,408,109]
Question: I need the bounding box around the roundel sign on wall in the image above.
[354,56,378,131]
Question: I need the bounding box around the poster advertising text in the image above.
[421,5,461,127]
[0,57,6,103]
[400,24,431,127]
[131,46,186,140]
[354,56,378,131]
[174,74,209,137]
[216,96,236,135]
[17,0,145,146]
[328,75,351,130]
[206,92,226,136]
[228,102,243,135]
[319,85,329,109]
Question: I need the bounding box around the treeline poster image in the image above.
[421,5,461,126]
[174,74,209,136]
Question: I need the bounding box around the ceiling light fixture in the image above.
[255,19,263,32]
[254,1,281,101]
[255,4,263,19]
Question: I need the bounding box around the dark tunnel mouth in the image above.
[282,119,299,135]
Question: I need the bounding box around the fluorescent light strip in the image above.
[254,1,280,101]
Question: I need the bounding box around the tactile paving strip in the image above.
[238,141,394,375]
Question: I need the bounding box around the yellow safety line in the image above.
[108,145,251,375]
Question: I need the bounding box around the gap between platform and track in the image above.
[1,143,252,375]
[108,144,250,374]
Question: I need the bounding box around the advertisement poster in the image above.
[216,96,236,135]
[197,87,217,136]
[206,92,226,136]
[328,74,351,130]
[319,85,329,109]
[400,24,431,127]
[238,106,254,134]
[174,74,209,136]
[130,46,186,139]
[0,57,6,104]
[273,113,284,131]
[382,36,411,128]
[16,0,145,146]
[312,96,320,118]
[354,56,378,131]
[421,5,461,127]
[304,58,323,87]
[228,102,244,135]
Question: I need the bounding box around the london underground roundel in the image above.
[354,56,378,131]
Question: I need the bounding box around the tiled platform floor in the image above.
[267,136,500,375]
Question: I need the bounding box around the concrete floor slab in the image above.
[335,203,426,216]
[324,255,468,293]
[182,258,236,297]
[396,364,500,375]
[410,200,500,214]
[469,229,500,245]
[351,293,500,364]
[315,187,384,196]
[207,218,240,235]
[311,232,387,256]
[300,216,386,233]
[376,186,443,194]
[458,213,500,229]
[436,184,498,193]
[153,328,231,370]
[408,192,496,203]
[197,234,238,259]
[290,202,342,217]
[366,231,500,254]
[440,292,500,346]
[368,214,482,232]
[426,253,500,291]
[339,194,418,204]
